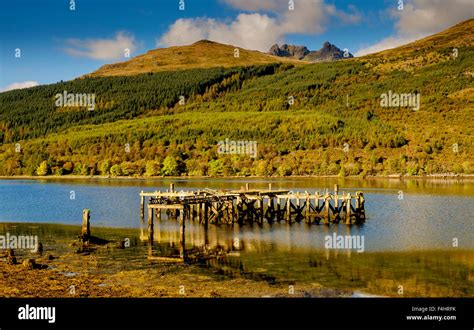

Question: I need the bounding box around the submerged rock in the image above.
[7,249,17,265]
[115,240,126,249]
[22,258,36,270]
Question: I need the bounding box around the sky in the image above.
[0,0,472,91]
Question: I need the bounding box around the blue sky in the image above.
[0,0,472,90]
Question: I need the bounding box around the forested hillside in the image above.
[0,20,472,177]
[0,64,282,142]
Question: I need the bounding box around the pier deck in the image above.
[140,183,366,261]
[140,183,366,226]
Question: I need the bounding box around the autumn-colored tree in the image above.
[63,162,74,174]
[110,164,122,176]
[145,160,161,177]
[99,160,111,175]
[36,161,49,176]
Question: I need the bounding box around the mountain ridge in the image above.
[86,40,304,77]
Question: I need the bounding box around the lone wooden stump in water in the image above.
[82,209,91,239]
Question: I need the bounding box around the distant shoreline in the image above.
[1,174,473,181]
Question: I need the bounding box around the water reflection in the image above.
[0,177,473,297]
[1,177,473,195]
[1,222,472,297]
[142,220,473,297]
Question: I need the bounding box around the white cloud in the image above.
[356,0,473,56]
[158,0,361,51]
[1,81,39,92]
[63,31,137,60]
[159,14,281,51]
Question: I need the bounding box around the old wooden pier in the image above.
[140,183,366,260]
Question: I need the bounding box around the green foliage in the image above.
[161,156,180,176]
[0,64,281,143]
[145,160,161,177]
[0,45,472,177]
[208,159,224,176]
[110,164,122,177]
[99,160,110,175]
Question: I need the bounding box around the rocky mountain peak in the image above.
[268,41,353,62]
[268,44,310,60]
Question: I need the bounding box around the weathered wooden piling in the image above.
[82,209,91,238]
[286,196,291,222]
[324,194,330,224]
[140,190,145,223]
[345,193,352,224]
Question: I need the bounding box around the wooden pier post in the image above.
[324,195,330,224]
[333,185,340,222]
[305,192,310,223]
[276,197,281,221]
[286,196,291,222]
[148,207,154,241]
[228,201,235,224]
[257,198,263,223]
[170,183,175,193]
[245,183,250,191]
[295,192,301,221]
[314,192,320,223]
[199,203,203,223]
[235,197,241,222]
[345,193,352,224]
[190,204,194,222]
[355,192,360,215]
[140,191,145,223]
[196,203,201,223]
[267,196,273,223]
[204,202,209,227]
[356,192,366,222]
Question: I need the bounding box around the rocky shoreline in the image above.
[0,232,351,298]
